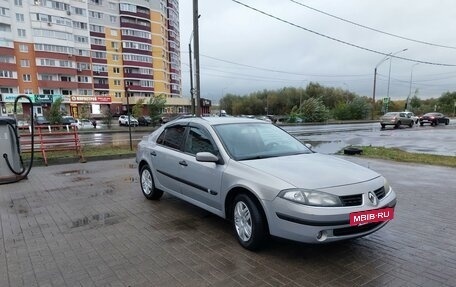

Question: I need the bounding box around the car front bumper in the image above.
[264,188,397,243]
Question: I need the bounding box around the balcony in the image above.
[94,83,109,89]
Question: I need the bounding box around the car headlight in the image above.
[384,179,391,195]
[278,188,342,207]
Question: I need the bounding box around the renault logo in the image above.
[368,191,378,206]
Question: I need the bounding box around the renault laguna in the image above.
[136,117,397,250]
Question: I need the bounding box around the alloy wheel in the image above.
[234,201,252,242]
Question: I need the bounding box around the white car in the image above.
[119,115,139,126]
[403,111,419,124]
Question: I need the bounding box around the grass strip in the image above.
[348,146,456,168]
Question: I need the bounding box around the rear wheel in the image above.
[381,124,386,129]
[446,120,449,125]
[420,122,424,126]
[140,164,163,200]
[232,194,267,251]
[435,120,439,126]
[409,121,414,128]
[394,121,401,129]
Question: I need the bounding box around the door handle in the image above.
[150,151,156,156]
[179,160,188,166]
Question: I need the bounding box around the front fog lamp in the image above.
[278,189,342,207]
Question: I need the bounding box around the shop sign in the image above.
[0,94,34,103]
[70,96,112,103]
[35,94,53,103]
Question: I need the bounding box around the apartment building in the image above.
[0,0,181,119]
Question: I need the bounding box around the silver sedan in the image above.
[136,117,397,250]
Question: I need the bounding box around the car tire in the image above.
[446,120,449,125]
[140,164,163,200]
[435,121,439,126]
[381,124,385,129]
[394,121,401,129]
[420,122,423,126]
[231,193,267,251]
[409,121,414,128]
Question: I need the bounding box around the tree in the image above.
[102,106,113,129]
[299,97,329,122]
[45,97,64,124]
[79,103,91,120]
[132,98,145,118]
[147,94,166,125]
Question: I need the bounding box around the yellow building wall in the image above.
[105,28,124,103]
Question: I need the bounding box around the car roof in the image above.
[170,116,267,126]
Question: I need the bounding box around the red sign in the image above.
[70,96,111,103]
[349,208,394,226]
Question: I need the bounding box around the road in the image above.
[80,120,456,156]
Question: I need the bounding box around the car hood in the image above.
[239,153,380,189]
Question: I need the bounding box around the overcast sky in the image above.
[178,0,456,103]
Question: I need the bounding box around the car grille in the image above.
[340,194,362,206]
[374,187,386,200]
[333,222,383,236]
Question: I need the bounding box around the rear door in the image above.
[150,123,188,194]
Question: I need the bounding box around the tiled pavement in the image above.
[0,157,455,287]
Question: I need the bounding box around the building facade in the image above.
[0,0,181,119]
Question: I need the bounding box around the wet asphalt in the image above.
[0,156,455,286]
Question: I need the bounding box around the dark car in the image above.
[34,115,50,125]
[61,116,77,126]
[419,113,450,126]
[138,116,152,126]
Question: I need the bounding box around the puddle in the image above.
[121,163,137,169]
[71,176,90,182]
[123,176,139,183]
[58,169,90,176]
[71,212,120,228]
[306,140,347,154]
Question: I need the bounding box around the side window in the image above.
[184,126,217,155]
[157,125,186,150]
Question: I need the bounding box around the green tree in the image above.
[45,97,64,124]
[102,106,113,129]
[299,97,329,122]
[147,94,166,125]
[132,98,145,118]
[438,91,456,114]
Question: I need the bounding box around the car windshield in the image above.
[213,122,312,160]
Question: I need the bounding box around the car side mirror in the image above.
[196,152,220,163]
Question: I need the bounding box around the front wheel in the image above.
[381,124,386,129]
[140,164,163,200]
[446,120,449,125]
[232,194,267,251]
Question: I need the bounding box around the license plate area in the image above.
[349,207,394,226]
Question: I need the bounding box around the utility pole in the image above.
[188,42,195,115]
[192,0,201,116]
[372,67,377,120]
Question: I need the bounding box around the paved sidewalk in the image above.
[0,157,455,286]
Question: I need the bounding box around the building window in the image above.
[1,88,14,93]
[23,74,31,82]
[0,70,14,78]
[114,92,121,98]
[60,76,72,82]
[14,0,22,6]
[113,67,120,73]
[109,2,116,9]
[19,44,28,52]
[43,89,54,95]
[112,54,119,61]
[0,8,9,16]
[20,59,30,67]
[62,90,73,95]
[113,79,120,85]
[109,15,116,23]
[16,13,24,22]
[24,89,33,94]
[18,29,26,37]
[110,29,117,36]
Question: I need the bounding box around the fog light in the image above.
[316,230,327,242]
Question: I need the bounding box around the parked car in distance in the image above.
[119,115,139,126]
[34,115,50,125]
[380,112,415,129]
[403,111,419,124]
[138,116,152,126]
[61,116,77,126]
[419,112,450,126]
[136,117,397,250]
[17,120,29,129]
[75,119,92,129]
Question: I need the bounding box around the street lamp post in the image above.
[125,84,132,151]
[386,48,408,100]
[372,48,407,119]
